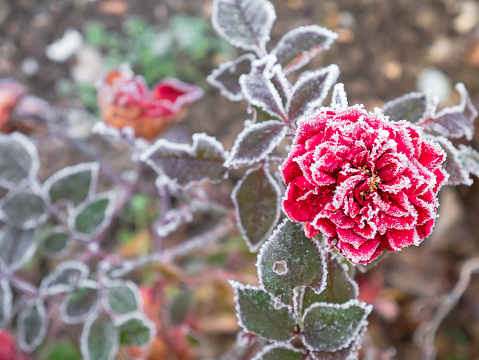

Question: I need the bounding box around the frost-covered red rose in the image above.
[97,64,203,141]
[282,106,447,264]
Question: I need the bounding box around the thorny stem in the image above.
[414,257,479,360]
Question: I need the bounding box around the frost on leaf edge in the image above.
[60,279,100,325]
[0,187,47,229]
[80,311,119,360]
[39,260,89,297]
[232,166,282,252]
[114,312,157,347]
[0,278,12,328]
[251,342,305,360]
[18,298,48,353]
[102,279,143,316]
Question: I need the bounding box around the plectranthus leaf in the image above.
[302,255,358,313]
[420,83,478,140]
[0,226,36,272]
[257,219,326,305]
[240,73,288,122]
[142,133,228,188]
[39,261,89,296]
[232,166,281,251]
[42,162,99,207]
[0,279,12,328]
[116,313,156,347]
[382,92,434,123]
[104,280,141,316]
[60,280,100,324]
[211,0,276,51]
[225,120,287,167]
[252,344,304,360]
[70,192,116,239]
[271,25,338,74]
[80,312,118,360]
[207,54,256,101]
[0,132,40,189]
[18,299,48,353]
[286,65,340,123]
[0,188,46,229]
[301,300,372,352]
[42,227,70,257]
[330,83,348,110]
[229,281,296,341]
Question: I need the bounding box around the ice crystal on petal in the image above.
[282,106,447,264]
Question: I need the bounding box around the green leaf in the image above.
[117,314,155,346]
[106,281,140,315]
[73,193,114,236]
[258,219,326,305]
[170,289,192,326]
[230,281,296,342]
[61,281,99,324]
[302,300,371,352]
[302,255,358,312]
[232,166,281,251]
[382,92,428,123]
[0,226,36,271]
[18,299,48,352]
[43,230,69,255]
[253,344,304,360]
[0,279,12,328]
[0,188,45,229]
[81,313,118,360]
[45,340,82,360]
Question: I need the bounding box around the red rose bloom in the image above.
[97,64,203,141]
[282,106,447,264]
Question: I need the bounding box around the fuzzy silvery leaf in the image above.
[0,188,46,229]
[0,226,36,272]
[421,83,478,140]
[70,192,116,239]
[0,278,12,328]
[269,65,292,106]
[60,280,100,324]
[104,280,141,315]
[40,261,89,296]
[302,300,372,352]
[310,345,357,360]
[0,132,39,188]
[207,54,256,101]
[252,343,304,360]
[80,312,118,360]
[302,255,358,312]
[287,64,340,123]
[225,120,287,167]
[382,92,431,123]
[211,0,276,51]
[271,25,338,74]
[240,73,288,121]
[43,228,70,256]
[330,83,348,110]
[232,166,281,251]
[142,133,228,188]
[43,162,99,206]
[434,137,471,186]
[116,313,156,347]
[457,145,479,181]
[257,219,326,305]
[18,298,48,353]
[229,281,296,341]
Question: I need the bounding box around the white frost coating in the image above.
[0,132,40,189]
[80,312,119,360]
[141,133,227,189]
[286,64,340,122]
[0,187,47,229]
[42,162,100,206]
[251,342,305,360]
[301,299,373,353]
[211,0,276,52]
[45,28,83,62]
[113,312,157,345]
[207,54,256,101]
[68,191,117,241]
[292,286,305,320]
[60,279,100,325]
[156,78,204,113]
[232,166,282,252]
[239,73,288,121]
[269,64,292,104]
[43,226,72,258]
[18,298,48,353]
[101,279,143,315]
[330,83,348,110]
[272,260,288,275]
[39,260,89,297]
[251,54,277,76]
[225,120,287,167]
[156,209,183,237]
[0,278,12,328]
[0,226,37,272]
[271,25,338,74]
[382,91,436,123]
